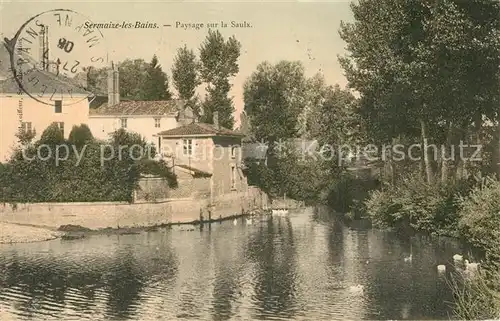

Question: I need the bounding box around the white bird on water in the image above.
[246,217,253,225]
[404,243,413,263]
[348,284,364,294]
[437,265,446,273]
[453,254,463,261]
[465,260,480,272]
[271,209,289,216]
[233,219,238,226]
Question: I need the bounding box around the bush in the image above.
[364,188,398,228]
[139,159,178,188]
[450,177,500,320]
[365,175,473,236]
[243,144,328,204]
[68,124,94,147]
[458,177,500,270]
[0,125,177,203]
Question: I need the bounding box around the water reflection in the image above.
[247,216,298,320]
[0,207,463,320]
[105,247,143,319]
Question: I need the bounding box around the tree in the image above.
[68,124,94,148]
[74,66,107,94]
[117,59,149,100]
[244,61,326,201]
[16,128,36,146]
[239,111,251,139]
[39,122,65,145]
[307,83,363,171]
[172,45,201,115]
[339,0,500,184]
[76,60,149,99]
[244,61,308,142]
[143,55,172,100]
[199,29,241,129]
[77,57,174,101]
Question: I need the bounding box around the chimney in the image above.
[48,60,58,74]
[39,25,49,71]
[213,111,219,129]
[107,62,120,106]
[113,65,119,105]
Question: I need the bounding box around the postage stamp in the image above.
[7,9,108,106]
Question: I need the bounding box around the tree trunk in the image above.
[388,137,397,185]
[420,157,425,178]
[472,113,482,179]
[441,121,453,183]
[420,119,433,185]
[389,160,395,185]
[453,123,468,180]
[497,117,500,179]
[474,113,482,144]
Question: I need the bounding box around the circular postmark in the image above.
[8,9,108,105]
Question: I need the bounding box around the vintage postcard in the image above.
[0,1,499,320]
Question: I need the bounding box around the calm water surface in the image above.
[0,207,464,320]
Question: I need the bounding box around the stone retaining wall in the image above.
[0,187,269,230]
[135,175,211,201]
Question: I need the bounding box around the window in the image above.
[54,100,62,113]
[120,118,127,128]
[21,122,32,133]
[57,122,64,137]
[231,146,237,159]
[183,139,193,156]
[154,118,161,128]
[231,165,236,189]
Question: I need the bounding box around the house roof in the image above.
[0,69,91,95]
[0,42,90,95]
[0,44,13,78]
[89,99,184,116]
[157,122,245,138]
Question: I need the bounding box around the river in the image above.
[0,207,465,320]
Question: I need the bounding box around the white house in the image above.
[87,63,195,149]
[0,43,91,163]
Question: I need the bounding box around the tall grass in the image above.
[448,269,500,320]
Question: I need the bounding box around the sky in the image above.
[0,0,354,127]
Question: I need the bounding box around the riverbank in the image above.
[0,216,236,243]
[0,207,277,243]
[0,189,302,244]
[0,222,61,244]
[0,188,270,230]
